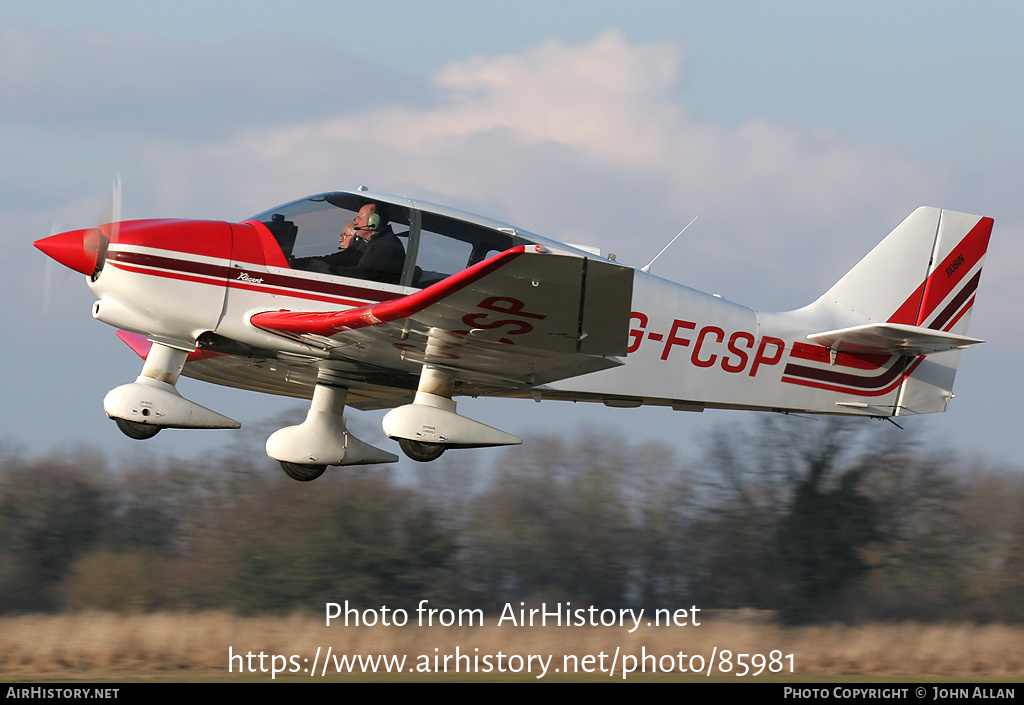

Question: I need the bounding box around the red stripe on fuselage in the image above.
[110,250,228,280]
[782,356,920,397]
[226,277,371,308]
[111,262,225,289]
[107,249,405,307]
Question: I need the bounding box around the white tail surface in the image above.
[803,207,993,414]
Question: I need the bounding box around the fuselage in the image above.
[35,192,990,419]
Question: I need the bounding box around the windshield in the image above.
[251,192,405,259]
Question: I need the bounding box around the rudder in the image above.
[807,207,993,414]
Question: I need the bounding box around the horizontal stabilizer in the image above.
[807,323,984,356]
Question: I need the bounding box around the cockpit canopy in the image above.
[250,192,536,289]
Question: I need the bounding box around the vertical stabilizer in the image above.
[807,208,992,414]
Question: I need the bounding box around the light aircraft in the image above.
[34,188,993,481]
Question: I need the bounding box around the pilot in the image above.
[332,204,406,284]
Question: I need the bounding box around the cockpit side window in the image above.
[411,212,527,289]
[250,193,535,289]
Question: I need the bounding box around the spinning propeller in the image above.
[35,177,121,278]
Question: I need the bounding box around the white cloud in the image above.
[135,30,942,297]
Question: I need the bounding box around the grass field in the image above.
[1,611,1022,682]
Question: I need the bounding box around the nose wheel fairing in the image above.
[105,342,241,433]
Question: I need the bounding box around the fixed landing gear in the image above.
[114,417,161,440]
[265,377,399,481]
[279,461,327,482]
[382,353,520,460]
[104,340,240,436]
[398,438,447,462]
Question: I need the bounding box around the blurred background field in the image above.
[1,418,1023,681]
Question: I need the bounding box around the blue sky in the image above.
[3,2,1022,468]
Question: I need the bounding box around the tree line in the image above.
[1,416,1021,623]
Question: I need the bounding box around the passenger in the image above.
[289,219,364,274]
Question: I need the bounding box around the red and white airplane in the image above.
[35,188,993,481]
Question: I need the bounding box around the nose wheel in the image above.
[104,341,240,436]
[114,417,162,440]
[398,438,447,462]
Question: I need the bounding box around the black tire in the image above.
[398,438,447,462]
[279,461,327,482]
[114,418,161,440]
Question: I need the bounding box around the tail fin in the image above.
[806,207,993,414]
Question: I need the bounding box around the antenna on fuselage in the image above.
[641,216,698,274]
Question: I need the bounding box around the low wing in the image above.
[249,246,634,397]
[807,322,984,356]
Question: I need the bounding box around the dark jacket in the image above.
[333,226,406,284]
